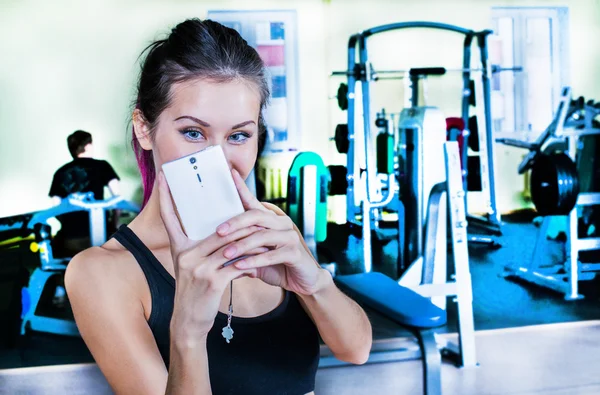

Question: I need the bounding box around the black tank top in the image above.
[112,226,321,395]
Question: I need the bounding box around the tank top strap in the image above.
[111,225,175,289]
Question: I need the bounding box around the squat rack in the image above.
[340,22,503,268]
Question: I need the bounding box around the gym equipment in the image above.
[333,21,508,274]
[404,68,448,108]
[0,236,33,348]
[0,193,139,337]
[286,152,329,261]
[530,153,579,216]
[398,107,447,272]
[0,193,139,247]
[336,83,348,110]
[333,123,349,154]
[320,142,477,395]
[327,165,348,196]
[498,87,600,300]
[375,111,395,174]
[331,65,523,80]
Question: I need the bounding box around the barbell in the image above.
[331,65,523,79]
[333,66,522,110]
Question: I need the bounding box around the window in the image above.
[491,7,570,139]
[207,10,300,152]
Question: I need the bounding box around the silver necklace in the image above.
[221,280,234,343]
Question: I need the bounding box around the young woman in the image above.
[65,18,372,395]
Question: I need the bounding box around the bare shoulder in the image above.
[64,239,169,394]
[65,238,141,300]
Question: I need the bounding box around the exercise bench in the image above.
[287,143,476,395]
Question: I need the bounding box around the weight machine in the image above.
[331,21,519,274]
[498,87,600,300]
[0,193,139,336]
[290,143,477,395]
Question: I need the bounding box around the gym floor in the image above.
[1,212,600,393]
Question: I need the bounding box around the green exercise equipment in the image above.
[376,132,394,174]
[287,152,329,244]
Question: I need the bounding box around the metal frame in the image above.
[395,108,447,277]
[2,193,141,337]
[502,174,600,301]
[343,22,502,249]
[403,141,477,367]
[320,143,478,395]
[301,165,318,259]
[499,87,600,300]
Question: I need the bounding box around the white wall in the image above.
[322,0,600,214]
[0,0,328,216]
[0,0,598,217]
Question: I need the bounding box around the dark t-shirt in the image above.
[49,158,120,237]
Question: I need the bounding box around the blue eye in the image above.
[229,132,250,143]
[182,129,204,141]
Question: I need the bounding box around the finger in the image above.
[219,263,257,282]
[221,246,269,268]
[247,247,270,255]
[233,246,299,270]
[194,261,257,286]
[231,168,266,211]
[198,225,264,257]
[157,171,187,246]
[217,209,290,237]
[222,229,295,260]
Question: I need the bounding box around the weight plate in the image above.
[530,153,579,216]
[328,165,348,196]
[337,83,348,110]
[335,124,349,154]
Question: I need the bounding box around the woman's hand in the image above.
[157,171,261,341]
[215,169,326,296]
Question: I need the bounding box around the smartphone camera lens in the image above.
[189,157,196,164]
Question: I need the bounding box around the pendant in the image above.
[223,283,234,344]
[222,325,234,343]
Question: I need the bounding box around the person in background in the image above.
[49,130,121,306]
[49,130,121,257]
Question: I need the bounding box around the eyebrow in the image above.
[174,115,256,130]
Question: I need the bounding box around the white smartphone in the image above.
[162,145,245,241]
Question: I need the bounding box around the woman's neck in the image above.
[128,182,171,248]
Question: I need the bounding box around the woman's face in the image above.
[146,78,261,180]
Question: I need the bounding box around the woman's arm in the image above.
[261,202,372,364]
[66,248,213,395]
[297,269,372,364]
[167,333,211,394]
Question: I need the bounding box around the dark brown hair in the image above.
[67,130,92,158]
[133,18,270,207]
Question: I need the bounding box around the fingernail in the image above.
[235,260,248,269]
[224,246,237,259]
[217,223,229,234]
